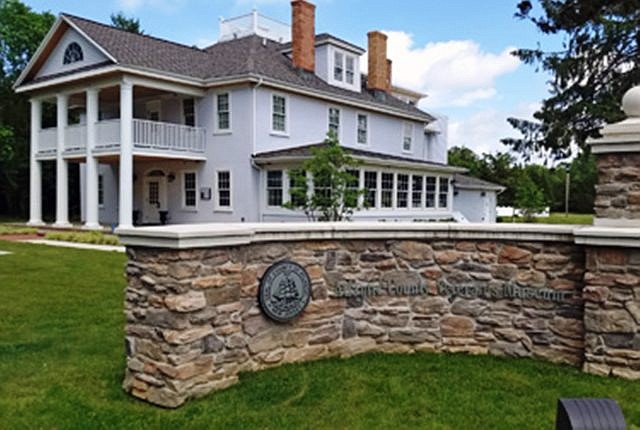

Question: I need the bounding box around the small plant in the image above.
[45,231,120,246]
[0,225,38,235]
[515,176,547,222]
[284,131,366,221]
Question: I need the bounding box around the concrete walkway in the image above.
[0,251,11,256]
[25,239,125,253]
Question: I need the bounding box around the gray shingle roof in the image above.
[40,14,432,121]
[453,173,505,191]
[253,142,460,171]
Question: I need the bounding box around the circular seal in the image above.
[258,261,311,323]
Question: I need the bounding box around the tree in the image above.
[110,12,143,34]
[285,132,365,221]
[0,0,54,217]
[515,175,548,220]
[503,0,640,160]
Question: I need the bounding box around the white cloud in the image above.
[363,31,520,109]
[448,102,539,155]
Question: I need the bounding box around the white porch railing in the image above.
[38,128,57,154]
[38,119,206,155]
[64,124,87,152]
[133,119,206,153]
[96,119,121,149]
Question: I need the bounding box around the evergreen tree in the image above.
[503,0,640,160]
[110,12,143,34]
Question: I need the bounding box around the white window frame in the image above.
[181,170,198,211]
[403,121,414,153]
[333,51,344,82]
[270,93,289,136]
[438,176,451,210]
[266,169,285,208]
[356,112,369,146]
[181,97,197,127]
[215,170,232,212]
[98,174,104,208]
[411,174,423,209]
[345,55,355,85]
[327,106,341,139]
[214,92,231,134]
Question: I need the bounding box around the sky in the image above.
[25,0,564,158]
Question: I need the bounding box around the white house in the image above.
[14,0,501,228]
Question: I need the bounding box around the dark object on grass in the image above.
[556,398,626,430]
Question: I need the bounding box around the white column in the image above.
[27,99,44,226]
[84,88,100,230]
[118,80,134,228]
[54,93,71,227]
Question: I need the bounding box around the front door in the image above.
[143,172,167,224]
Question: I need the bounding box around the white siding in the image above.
[36,28,110,79]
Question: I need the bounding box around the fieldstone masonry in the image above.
[119,86,640,407]
[122,237,586,407]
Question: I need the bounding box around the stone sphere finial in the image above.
[622,86,640,117]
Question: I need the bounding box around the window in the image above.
[345,169,360,208]
[216,93,230,131]
[328,107,341,136]
[63,42,83,65]
[426,176,437,208]
[403,122,414,152]
[364,171,377,208]
[217,171,231,209]
[397,174,409,208]
[334,51,344,81]
[183,172,197,209]
[272,94,287,133]
[98,174,104,207]
[345,56,355,84]
[183,98,195,127]
[381,172,394,208]
[357,114,368,145]
[289,170,307,207]
[412,175,423,208]
[267,170,283,207]
[314,172,332,206]
[439,177,450,209]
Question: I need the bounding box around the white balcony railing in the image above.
[38,128,57,154]
[96,119,121,149]
[36,119,207,155]
[133,119,206,153]
[64,124,87,152]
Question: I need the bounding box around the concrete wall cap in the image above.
[117,222,583,249]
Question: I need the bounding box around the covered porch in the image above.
[28,76,206,229]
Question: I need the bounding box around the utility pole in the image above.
[565,168,570,217]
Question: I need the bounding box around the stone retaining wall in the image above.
[583,247,640,378]
[122,236,589,408]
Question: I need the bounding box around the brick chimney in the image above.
[368,31,390,92]
[291,0,315,72]
[386,59,393,91]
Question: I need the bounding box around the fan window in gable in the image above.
[63,42,83,65]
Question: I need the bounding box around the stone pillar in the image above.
[119,80,134,228]
[577,86,640,379]
[28,98,44,226]
[54,93,71,227]
[84,88,100,230]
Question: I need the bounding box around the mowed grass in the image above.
[499,212,594,225]
[1,241,639,429]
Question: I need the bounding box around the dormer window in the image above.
[333,52,344,81]
[333,50,357,85]
[345,56,355,84]
[63,42,83,65]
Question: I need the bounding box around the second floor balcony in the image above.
[37,118,206,160]
[34,81,207,161]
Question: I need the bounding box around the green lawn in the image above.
[499,212,594,225]
[0,241,639,429]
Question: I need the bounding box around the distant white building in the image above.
[452,174,505,223]
[15,1,498,228]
